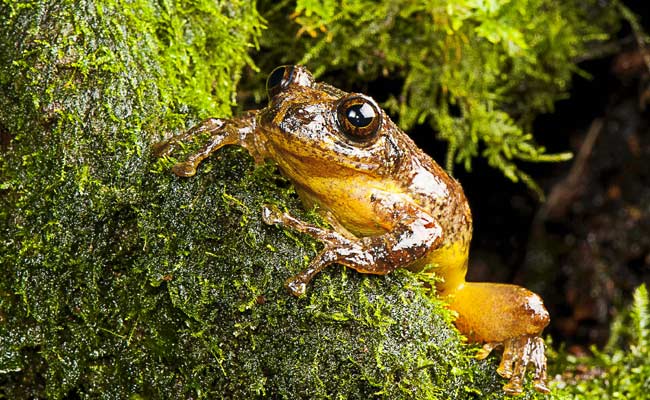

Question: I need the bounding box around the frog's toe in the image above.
[476,342,499,361]
[529,336,550,394]
[533,378,551,394]
[497,352,514,379]
[151,141,171,157]
[261,205,284,225]
[498,334,549,395]
[171,161,197,177]
[285,276,307,297]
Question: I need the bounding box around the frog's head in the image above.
[259,65,406,178]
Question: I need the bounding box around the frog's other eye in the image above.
[266,66,293,98]
[267,65,315,99]
[336,96,381,141]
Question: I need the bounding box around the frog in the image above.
[153,65,551,395]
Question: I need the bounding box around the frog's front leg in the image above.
[153,111,262,176]
[448,282,550,395]
[262,200,443,296]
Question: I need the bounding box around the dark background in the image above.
[454,1,650,349]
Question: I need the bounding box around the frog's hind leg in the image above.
[152,111,260,177]
[448,282,550,395]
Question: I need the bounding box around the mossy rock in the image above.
[0,1,556,399]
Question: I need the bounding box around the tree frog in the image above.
[154,65,551,395]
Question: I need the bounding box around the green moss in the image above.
[549,285,650,398]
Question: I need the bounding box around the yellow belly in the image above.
[416,239,469,295]
[294,174,402,237]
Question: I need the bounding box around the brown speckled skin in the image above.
[154,66,550,395]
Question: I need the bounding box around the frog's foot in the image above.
[477,335,549,395]
[262,205,356,246]
[261,202,442,297]
[261,204,354,296]
[152,118,227,158]
[153,113,263,177]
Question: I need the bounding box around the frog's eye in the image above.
[337,96,381,141]
[266,66,293,98]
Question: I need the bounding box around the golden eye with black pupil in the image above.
[336,96,381,141]
[266,66,294,99]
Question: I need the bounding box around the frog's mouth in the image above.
[267,137,385,180]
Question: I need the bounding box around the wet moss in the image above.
[0,1,541,399]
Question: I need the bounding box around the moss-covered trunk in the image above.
[0,2,510,399]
